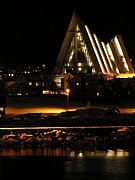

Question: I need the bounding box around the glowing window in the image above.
[29,82,32,86]
[36,82,39,86]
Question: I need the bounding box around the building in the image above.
[53,11,135,98]
[54,11,134,76]
[4,74,43,96]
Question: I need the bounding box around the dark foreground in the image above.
[1,150,135,180]
[1,108,135,180]
[0,107,135,150]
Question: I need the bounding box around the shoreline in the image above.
[4,96,135,116]
[1,106,135,127]
[0,125,134,150]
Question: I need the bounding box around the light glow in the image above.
[85,25,105,73]
[116,73,135,78]
[114,36,129,71]
[94,34,107,73]
[106,43,120,73]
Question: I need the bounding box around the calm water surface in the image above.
[0,147,135,180]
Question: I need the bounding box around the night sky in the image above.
[0,1,135,70]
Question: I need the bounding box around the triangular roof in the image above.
[54,11,102,74]
[54,11,134,75]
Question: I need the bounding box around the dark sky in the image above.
[0,1,135,70]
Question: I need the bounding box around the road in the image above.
[5,96,135,115]
[5,106,135,116]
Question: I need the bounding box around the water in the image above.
[0,147,135,180]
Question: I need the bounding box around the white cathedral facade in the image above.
[53,11,135,90]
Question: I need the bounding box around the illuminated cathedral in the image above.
[53,12,135,98]
[54,11,134,77]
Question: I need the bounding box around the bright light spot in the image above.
[70,151,75,157]
[106,149,115,156]
[66,88,70,94]
[116,73,135,78]
[78,62,81,66]
[78,152,83,157]
[116,149,129,157]
[97,92,99,96]
[106,149,129,157]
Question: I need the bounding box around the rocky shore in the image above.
[0,125,135,150]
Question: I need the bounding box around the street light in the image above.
[66,88,70,110]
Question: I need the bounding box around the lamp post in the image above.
[66,88,70,110]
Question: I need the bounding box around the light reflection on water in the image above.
[0,147,134,180]
[0,147,130,157]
